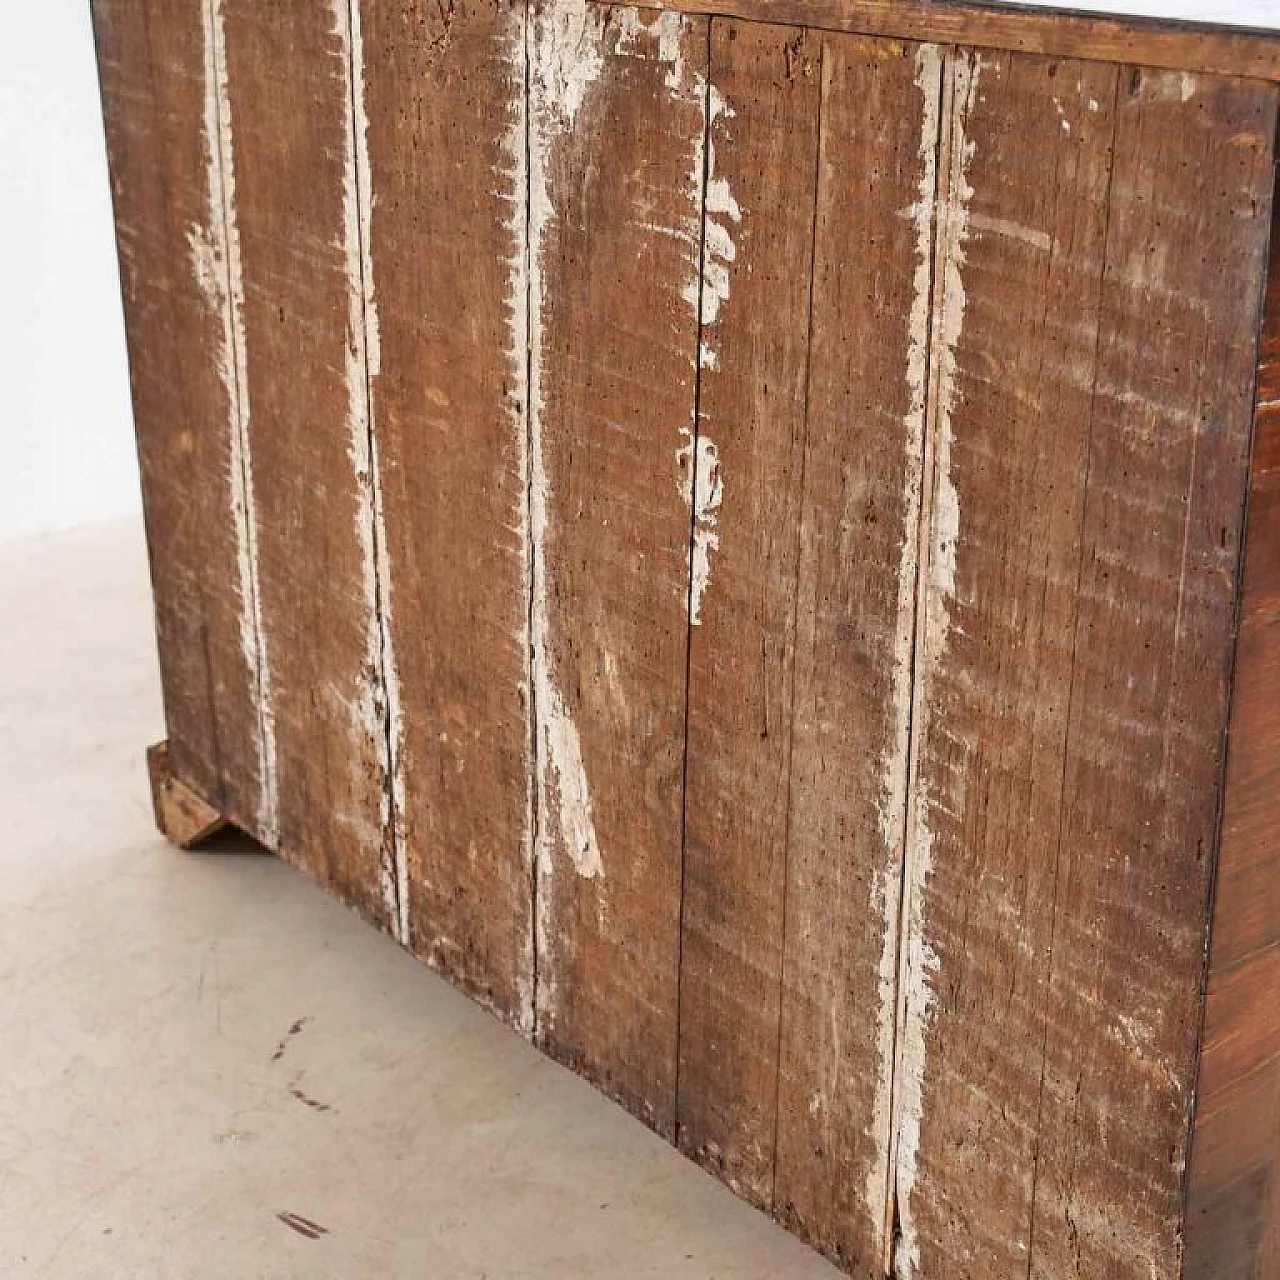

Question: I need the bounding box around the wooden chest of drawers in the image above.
[94,2,1280,1274]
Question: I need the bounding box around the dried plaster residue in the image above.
[331,0,409,943]
[894,52,980,1280]
[680,81,737,626]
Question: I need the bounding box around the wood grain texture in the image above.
[896,53,1275,1280]
[894,48,1121,1279]
[676,17,821,1208]
[94,3,1280,1275]
[771,33,938,1276]
[529,1,707,1136]
[220,0,396,927]
[1025,70,1274,1280]
[616,0,1280,81]
[1186,189,1280,1280]
[359,0,534,1025]
[92,0,267,831]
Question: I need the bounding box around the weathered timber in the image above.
[216,0,395,927]
[676,14,821,1208]
[772,32,940,1274]
[1186,183,1280,1280]
[359,0,535,1025]
[896,53,1275,1280]
[529,2,708,1137]
[92,0,267,830]
[92,2,1280,1276]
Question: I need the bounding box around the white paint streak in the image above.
[679,81,737,626]
[613,5,686,88]
[681,86,740,341]
[680,435,722,626]
[525,1,608,921]
[539,689,605,879]
[531,0,606,128]
[872,42,941,1256]
[969,212,1052,252]
[894,52,980,1280]
[332,0,409,944]
[194,0,278,847]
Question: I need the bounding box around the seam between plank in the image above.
[522,0,542,1043]
[344,0,408,945]
[769,23,825,1218]
[885,42,954,1279]
[203,0,277,849]
[673,13,716,1148]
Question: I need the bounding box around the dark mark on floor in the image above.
[271,1016,311,1063]
[289,1084,335,1114]
[276,1211,328,1240]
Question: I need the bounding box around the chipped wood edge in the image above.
[147,741,229,850]
[603,0,1280,82]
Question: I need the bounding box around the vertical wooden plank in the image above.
[896,53,1275,1280]
[1186,190,1280,1280]
[219,0,395,926]
[92,0,268,829]
[893,47,1119,1279]
[529,1,707,1135]
[359,0,533,1024]
[771,34,940,1274]
[1026,71,1274,1280]
[676,18,821,1207]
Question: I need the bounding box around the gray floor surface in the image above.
[0,518,839,1279]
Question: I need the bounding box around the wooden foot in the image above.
[146,741,228,849]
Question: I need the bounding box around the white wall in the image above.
[0,2,1275,545]
[0,3,137,544]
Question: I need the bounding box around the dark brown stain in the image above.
[270,1017,310,1064]
[289,1084,335,1115]
[276,1211,329,1241]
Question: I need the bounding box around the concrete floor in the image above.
[0,519,840,1279]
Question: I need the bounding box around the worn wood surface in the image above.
[618,0,1280,81]
[218,0,395,927]
[1024,71,1274,1280]
[771,33,938,1274]
[94,2,1280,1276]
[529,2,707,1136]
[1186,192,1280,1280]
[893,46,1119,1279]
[675,16,820,1207]
[896,53,1275,1280]
[359,0,534,1024]
[92,0,268,832]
